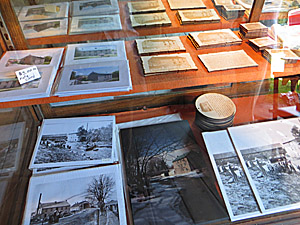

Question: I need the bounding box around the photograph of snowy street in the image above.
[120,120,227,225]
[30,117,115,168]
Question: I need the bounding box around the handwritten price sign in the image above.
[15,66,41,85]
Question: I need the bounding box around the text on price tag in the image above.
[15,66,41,85]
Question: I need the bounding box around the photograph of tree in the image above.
[22,165,126,225]
[69,66,119,86]
[30,117,115,168]
[120,120,227,225]
[228,118,300,214]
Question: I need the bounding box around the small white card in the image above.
[15,66,41,85]
[45,4,58,13]
[271,52,285,74]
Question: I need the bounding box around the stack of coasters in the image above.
[167,0,206,10]
[176,9,220,25]
[263,48,300,64]
[127,0,165,14]
[239,22,268,39]
[194,93,236,131]
[248,37,278,52]
[188,28,242,49]
[130,12,171,27]
[140,53,197,76]
[219,4,245,20]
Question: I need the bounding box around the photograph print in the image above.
[228,117,300,214]
[22,164,126,225]
[202,130,262,221]
[30,116,116,169]
[120,120,228,225]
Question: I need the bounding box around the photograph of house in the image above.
[5,54,52,67]
[78,17,114,28]
[79,0,112,11]
[69,66,119,86]
[23,21,60,32]
[120,120,227,224]
[74,45,118,60]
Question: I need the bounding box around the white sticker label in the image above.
[15,66,41,85]
[271,52,285,73]
[44,4,58,13]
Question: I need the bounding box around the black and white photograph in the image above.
[120,120,227,225]
[20,19,68,39]
[69,15,122,35]
[29,116,116,169]
[0,122,25,173]
[64,41,127,66]
[18,2,69,22]
[54,61,132,96]
[72,0,119,16]
[22,165,127,225]
[0,48,64,73]
[228,118,300,214]
[203,130,262,221]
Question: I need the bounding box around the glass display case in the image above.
[0,0,300,224]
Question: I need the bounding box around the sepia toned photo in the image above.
[130,12,171,27]
[128,0,165,14]
[72,0,119,16]
[136,36,185,55]
[167,0,206,10]
[120,120,227,224]
[22,165,126,225]
[177,9,220,24]
[30,116,116,169]
[141,53,197,75]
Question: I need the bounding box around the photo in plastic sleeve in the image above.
[120,120,228,224]
[228,117,300,215]
[64,41,127,66]
[72,0,119,16]
[202,130,262,221]
[22,164,127,225]
[29,116,116,169]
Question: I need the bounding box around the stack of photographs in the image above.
[130,12,171,28]
[55,41,132,97]
[135,36,186,55]
[195,93,236,131]
[198,50,258,72]
[176,9,220,25]
[167,0,206,10]
[263,48,300,64]
[248,37,279,52]
[140,53,197,76]
[239,22,268,39]
[71,0,120,16]
[119,118,228,225]
[188,29,242,49]
[203,117,300,221]
[18,2,69,39]
[0,48,64,102]
[127,0,166,14]
[219,4,245,20]
[213,0,235,10]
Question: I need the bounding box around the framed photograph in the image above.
[55,61,132,96]
[127,0,166,14]
[141,53,197,75]
[0,48,64,73]
[188,29,242,49]
[29,116,116,169]
[70,15,122,34]
[64,41,127,66]
[135,36,185,55]
[198,50,258,72]
[18,2,69,22]
[72,0,119,16]
[20,19,68,39]
[176,9,220,24]
[130,12,171,28]
[0,67,58,102]
[202,130,262,221]
[119,120,228,224]
[167,0,206,10]
[0,122,25,173]
[228,118,300,215]
[22,164,127,225]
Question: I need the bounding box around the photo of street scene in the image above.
[32,119,114,168]
[69,66,119,86]
[120,120,227,224]
[74,45,118,60]
[25,166,123,225]
[5,55,52,67]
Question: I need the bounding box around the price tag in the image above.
[44,4,58,13]
[271,52,285,73]
[15,66,41,85]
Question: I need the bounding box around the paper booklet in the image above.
[203,117,300,221]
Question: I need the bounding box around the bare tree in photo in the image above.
[86,175,115,214]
